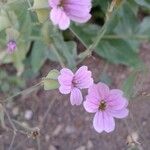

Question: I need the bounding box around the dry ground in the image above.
[0,43,150,150]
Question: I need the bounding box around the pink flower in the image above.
[49,0,92,30]
[83,82,129,133]
[58,66,93,105]
[7,40,17,54]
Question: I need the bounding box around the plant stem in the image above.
[102,35,150,40]
[77,22,108,61]
[3,82,42,102]
[69,26,88,49]
[74,0,125,62]
[26,0,32,8]
[50,44,65,68]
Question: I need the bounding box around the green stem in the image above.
[102,35,150,40]
[3,82,42,102]
[69,26,88,49]
[26,0,32,8]
[75,0,124,61]
[77,22,108,60]
[50,44,65,68]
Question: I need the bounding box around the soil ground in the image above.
[0,43,150,150]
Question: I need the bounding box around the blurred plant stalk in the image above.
[76,0,125,61]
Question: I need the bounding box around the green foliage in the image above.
[0,0,149,78]
[134,0,150,9]
[0,9,11,31]
[32,0,49,23]
[70,1,149,68]
[43,69,60,90]
[122,72,137,99]
[0,70,25,94]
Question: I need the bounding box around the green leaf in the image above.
[44,23,77,68]
[137,17,150,40]
[31,41,48,73]
[93,0,111,12]
[0,104,6,129]
[70,1,146,67]
[96,40,141,67]
[0,10,11,31]
[122,72,137,99]
[43,69,60,90]
[33,0,49,23]
[71,23,141,67]
[134,0,150,9]
[45,69,60,80]
[44,80,59,90]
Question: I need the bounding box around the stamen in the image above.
[58,0,64,7]
[98,100,107,111]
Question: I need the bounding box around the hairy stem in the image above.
[3,82,42,102]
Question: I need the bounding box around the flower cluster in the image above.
[7,40,17,54]
[48,0,92,30]
[58,66,129,133]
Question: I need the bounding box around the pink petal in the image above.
[63,0,92,23]
[60,68,74,76]
[88,84,100,100]
[93,111,115,133]
[109,89,123,97]
[50,8,70,30]
[50,8,61,25]
[75,66,88,78]
[97,82,110,100]
[74,66,93,89]
[58,11,70,30]
[59,85,71,94]
[58,75,72,86]
[70,88,83,105]
[58,68,74,86]
[49,0,60,7]
[83,98,99,113]
[93,112,103,133]
[107,97,128,110]
[108,108,129,119]
[69,14,91,23]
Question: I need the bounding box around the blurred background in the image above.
[0,0,150,149]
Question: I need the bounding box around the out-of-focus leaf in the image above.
[93,0,111,12]
[137,17,150,40]
[31,41,48,73]
[43,69,60,90]
[44,23,77,69]
[113,2,140,52]
[71,23,141,67]
[0,104,6,129]
[46,69,60,80]
[96,40,141,67]
[122,72,137,99]
[134,0,150,8]
[0,10,11,31]
[70,1,146,67]
[114,2,139,35]
[6,28,20,41]
[33,0,49,23]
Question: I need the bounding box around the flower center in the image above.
[72,77,77,88]
[98,100,107,111]
[58,0,64,7]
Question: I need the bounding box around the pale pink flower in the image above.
[7,40,17,54]
[83,82,129,133]
[58,66,93,105]
[49,0,92,30]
